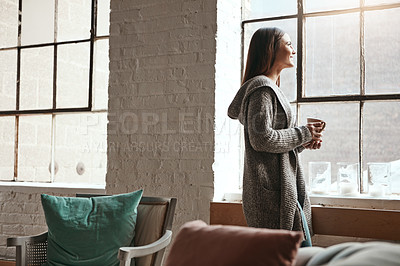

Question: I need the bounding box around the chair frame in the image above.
[118,196,177,266]
[7,195,177,266]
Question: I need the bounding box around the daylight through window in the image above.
[0,0,109,184]
[242,0,400,197]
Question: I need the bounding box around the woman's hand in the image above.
[304,123,324,150]
[307,122,324,140]
[303,140,322,150]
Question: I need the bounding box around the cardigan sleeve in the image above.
[246,89,312,153]
[296,145,306,153]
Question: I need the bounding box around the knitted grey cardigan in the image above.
[228,75,313,236]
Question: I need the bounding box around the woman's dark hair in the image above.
[242,27,285,85]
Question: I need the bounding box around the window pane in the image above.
[93,39,109,110]
[305,0,359,13]
[21,0,54,45]
[57,0,91,42]
[363,101,400,194]
[243,0,297,20]
[20,46,53,110]
[57,42,90,108]
[365,8,400,95]
[305,13,360,97]
[0,117,15,181]
[299,103,359,194]
[365,0,400,5]
[17,115,52,182]
[54,113,107,185]
[0,50,17,110]
[243,19,297,101]
[97,0,110,36]
[0,0,19,48]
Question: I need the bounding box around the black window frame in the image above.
[241,0,400,193]
[0,0,109,181]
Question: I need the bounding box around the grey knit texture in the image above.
[228,75,314,237]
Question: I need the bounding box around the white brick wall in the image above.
[0,190,73,259]
[106,0,217,230]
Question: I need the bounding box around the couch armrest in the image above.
[295,247,325,266]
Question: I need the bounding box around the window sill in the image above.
[310,194,400,210]
[221,192,400,210]
[0,181,106,194]
[210,201,400,240]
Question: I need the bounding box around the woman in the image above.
[227,27,323,247]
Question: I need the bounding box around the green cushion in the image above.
[41,190,143,266]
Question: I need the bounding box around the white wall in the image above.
[106,0,217,230]
[214,0,242,201]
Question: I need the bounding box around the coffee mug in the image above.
[307,117,326,132]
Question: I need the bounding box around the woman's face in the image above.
[274,33,296,69]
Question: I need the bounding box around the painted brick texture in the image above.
[107,0,216,235]
[0,191,75,259]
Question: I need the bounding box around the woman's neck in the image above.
[264,68,282,84]
[265,72,280,83]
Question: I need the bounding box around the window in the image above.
[0,0,109,184]
[242,0,400,197]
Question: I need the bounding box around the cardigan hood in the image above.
[228,75,293,128]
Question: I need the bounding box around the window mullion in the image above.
[296,0,304,123]
[14,116,19,181]
[50,114,56,182]
[360,0,365,96]
[359,0,365,193]
[50,0,58,182]
[53,0,58,110]
[53,45,58,109]
[88,0,97,110]
[297,0,304,101]
[16,0,21,111]
[359,101,364,192]
[14,0,22,181]
[15,48,20,181]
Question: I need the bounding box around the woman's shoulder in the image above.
[248,81,276,97]
[245,75,274,87]
[243,75,275,95]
